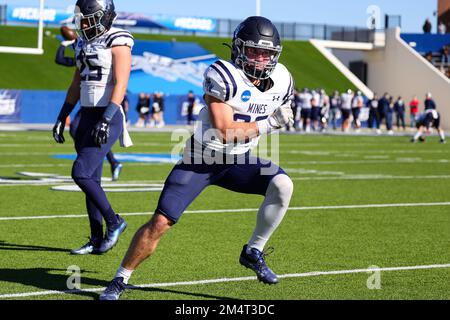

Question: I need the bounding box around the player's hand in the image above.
[268,104,294,129]
[91,118,110,147]
[61,40,76,47]
[52,120,65,144]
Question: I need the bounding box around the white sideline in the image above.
[0,263,449,299]
[1,202,450,221]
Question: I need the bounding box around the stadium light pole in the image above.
[256,0,261,16]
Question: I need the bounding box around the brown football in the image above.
[60,26,77,41]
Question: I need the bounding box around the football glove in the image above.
[257,104,294,135]
[91,118,110,147]
[52,120,65,144]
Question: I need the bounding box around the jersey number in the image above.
[234,114,268,122]
[77,50,102,81]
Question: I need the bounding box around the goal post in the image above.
[0,0,45,55]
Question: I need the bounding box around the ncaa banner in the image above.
[6,6,72,24]
[0,90,21,123]
[150,15,217,33]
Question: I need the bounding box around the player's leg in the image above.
[72,108,126,253]
[106,151,122,181]
[100,155,221,300]
[69,110,81,140]
[70,167,104,254]
[412,125,425,143]
[215,156,293,284]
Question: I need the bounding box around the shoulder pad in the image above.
[104,29,134,49]
[203,60,238,102]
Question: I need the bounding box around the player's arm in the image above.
[52,69,81,144]
[206,94,259,143]
[207,94,293,143]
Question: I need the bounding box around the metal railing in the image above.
[130,19,376,43]
[0,5,7,25]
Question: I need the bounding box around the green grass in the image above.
[0,131,449,300]
[0,26,355,92]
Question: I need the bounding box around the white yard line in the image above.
[1,202,450,221]
[290,175,450,181]
[0,263,449,299]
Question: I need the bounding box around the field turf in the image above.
[0,131,449,300]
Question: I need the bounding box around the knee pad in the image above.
[266,174,294,206]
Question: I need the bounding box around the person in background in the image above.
[287,88,300,132]
[310,89,321,131]
[386,96,395,135]
[55,25,123,182]
[411,109,446,144]
[187,90,196,125]
[135,93,150,127]
[438,21,447,34]
[394,96,406,131]
[329,90,341,131]
[424,92,436,110]
[299,88,312,132]
[378,93,390,133]
[151,92,165,128]
[423,18,432,34]
[340,89,353,132]
[351,91,364,132]
[409,96,420,128]
[319,89,330,132]
[367,93,381,134]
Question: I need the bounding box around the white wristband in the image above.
[257,119,271,135]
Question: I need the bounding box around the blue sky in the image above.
[0,0,438,33]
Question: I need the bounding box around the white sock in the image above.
[439,131,445,141]
[247,174,294,252]
[413,131,422,141]
[115,266,133,284]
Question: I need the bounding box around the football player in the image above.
[52,0,133,255]
[411,109,446,144]
[55,26,124,182]
[100,16,295,300]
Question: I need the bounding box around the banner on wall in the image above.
[0,90,21,123]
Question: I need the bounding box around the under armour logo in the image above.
[101,123,108,131]
[273,96,281,101]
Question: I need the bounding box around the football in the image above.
[60,26,77,41]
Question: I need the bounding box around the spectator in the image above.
[378,93,390,132]
[299,88,312,132]
[151,92,165,128]
[394,96,406,130]
[440,46,449,64]
[423,18,432,33]
[310,89,321,131]
[438,21,447,34]
[288,88,300,132]
[329,90,341,130]
[409,96,420,128]
[424,51,434,64]
[319,89,330,132]
[351,90,364,131]
[135,93,150,127]
[386,96,395,134]
[340,89,354,132]
[424,92,436,110]
[186,90,196,125]
[367,93,381,134]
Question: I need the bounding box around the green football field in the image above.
[0,130,449,300]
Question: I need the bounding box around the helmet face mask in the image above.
[232,16,282,81]
[74,0,117,41]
